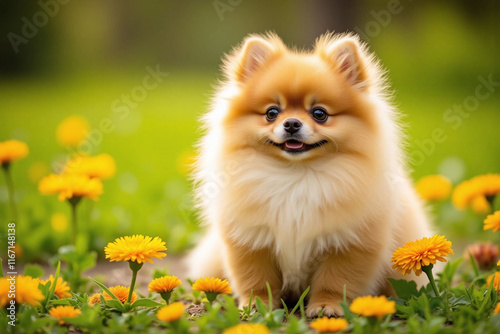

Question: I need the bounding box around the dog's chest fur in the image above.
[220,159,372,291]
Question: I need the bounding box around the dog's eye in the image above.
[266,107,280,122]
[311,108,328,123]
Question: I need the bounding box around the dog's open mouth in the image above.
[268,139,328,154]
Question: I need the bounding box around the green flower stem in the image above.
[422,264,440,297]
[127,261,144,304]
[367,316,381,334]
[68,197,82,245]
[2,163,18,223]
[205,292,218,306]
[160,291,172,305]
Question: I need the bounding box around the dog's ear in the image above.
[321,37,370,90]
[234,36,277,82]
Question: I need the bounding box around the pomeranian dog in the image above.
[188,32,434,316]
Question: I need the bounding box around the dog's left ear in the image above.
[235,37,276,82]
[321,37,370,90]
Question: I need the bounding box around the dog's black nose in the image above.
[283,118,302,134]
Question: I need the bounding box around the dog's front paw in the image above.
[306,300,344,318]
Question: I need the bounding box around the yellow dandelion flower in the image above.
[484,211,500,233]
[310,317,349,332]
[192,277,232,294]
[487,273,500,294]
[104,235,167,264]
[41,275,71,299]
[471,196,491,215]
[38,173,103,201]
[0,276,44,307]
[0,140,29,165]
[50,212,68,232]
[223,323,270,334]
[49,305,81,325]
[452,174,500,210]
[148,275,182,293]
[64,154,116,180]
[156,302,185,322]
[392,235,453,276]
[494,302,500,315]
[415,175,452,201]
[88,293,102,307]
[103,285,137,304]
[56,115,90,148]
[350,295,396,318]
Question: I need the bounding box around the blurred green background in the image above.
[0,1,499,262]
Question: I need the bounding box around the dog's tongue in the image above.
[285,140,304,150]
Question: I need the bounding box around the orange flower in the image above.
[41,275,71,299]
[392,235,453,276]
[0,140,29,165]
[0,276,44,307]
[415,175,452,201]
[49,305,81,325]
[156,302,185,322]
[452,174,500,211]
[64,154,116,180]
[310,317,348,332]
[103,285,137,304]
[88,293,102,307]
[56,115,90,148]
[39,173,103,201]
[148,275,182,293]
[484,211,500,233]
[223,323,270,334]
[494,302,500,315]
[192,277,232,294]
[350,295,396,318]
[487,273,500,294]
[105,235,167,264]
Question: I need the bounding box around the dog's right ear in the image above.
[229,36,280,83]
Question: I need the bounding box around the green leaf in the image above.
[130,299,163,308]
[388,278,420,299]
[23,264,44,278]
[42,261,61,311]
[79,252,97,272]
[289,286,310,318]
[266,282,273,311]
[90,277,120,302]
[50,299,73,306]
[438,258,464,290]
[255,296,268,315]
[106,299,126,312]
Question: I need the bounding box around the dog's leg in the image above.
[306,244,385,317]
[225,242,282,309]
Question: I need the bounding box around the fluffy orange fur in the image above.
[188,32,435,316]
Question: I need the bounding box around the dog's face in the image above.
[222,34,378,162]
